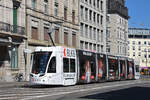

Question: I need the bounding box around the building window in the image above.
[132,41,135,45]
[97,45,100,52]
[64,7,67,20]
[97,14,100,24]
[89,0,92,5]
[94,44,96,51]
[101,30,103,42]
[85,25,88,38]
[145,54,147,58]
[54,3,58,16]
[138,41,141,45]
[55,28,59,44]
[148,41,150,45]
[80,41,84,49]
[85,42,88,49]
[80,6,84,20]
[85,8,88,21]
[64,32,68,46]
[144,41,147,45]
[100,1,103,11]
[89,26,92,39]
[133,52,135,57]
[132,46,135,50]
[72,10,75,23]
[138,52,141,56]
[44,0,48,13]
[101,45,103,52]
[93,12,96,22]
[100,15,103,25]
[97,0,100,9]
[97,29,100,42]
[93,28,96,40]
[138,46,141,51]
[89,43,92,50]
[44,27,49,41]
[11,46,18,69]
[93,0,95,7]
[72,33,76,47]
[32,0,36,9]
[31,26,38,40]
[89,10,92,21]
[80,23,84,36]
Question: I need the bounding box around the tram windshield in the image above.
[31,52,52,74]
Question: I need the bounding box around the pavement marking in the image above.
[23,80,142,100]
[0,97,19,100]
[0,92,47,99]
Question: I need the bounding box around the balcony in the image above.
[0,21,25,36]
[12,25,25,35]
[0,22,11,32]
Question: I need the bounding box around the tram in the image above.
[134,61,140,79]
[30,46,136,86]
[30,46,77,85]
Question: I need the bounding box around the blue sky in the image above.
[126,0,150,28]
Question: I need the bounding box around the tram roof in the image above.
[34,46,76,52]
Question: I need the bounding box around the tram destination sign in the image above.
[64,48,76,57]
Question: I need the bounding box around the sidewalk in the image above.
[0,81,29,88]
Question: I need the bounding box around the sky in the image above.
[126,0,150,28]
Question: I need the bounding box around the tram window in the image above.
[91,61,95,74]
[136,66,139,72]
[63,58,69,72]
[70,59,75,72]
[47,57,56,73]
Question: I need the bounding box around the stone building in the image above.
[106,0,129,56]
[128,28,150,72]
[0,0,26,82]
[26,0,79,80]
[79,0,106,53]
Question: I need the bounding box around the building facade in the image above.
[128,28,150,73]
[106,0,129,56]
[79,0,106,53]
[26,0,79,80]
[0,0,26,82]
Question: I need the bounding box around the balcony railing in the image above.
[0,21,25,35]
[0,22,11,32]
[12,25,25,35]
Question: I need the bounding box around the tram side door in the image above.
[62,48,77,86]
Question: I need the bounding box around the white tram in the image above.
[30,46,77,86]
[30,46,137,86]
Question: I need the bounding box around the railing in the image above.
[0,21,25,35]
[12,25,25,35]
[0,22,11,32]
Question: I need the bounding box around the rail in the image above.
[0,21,25,35]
